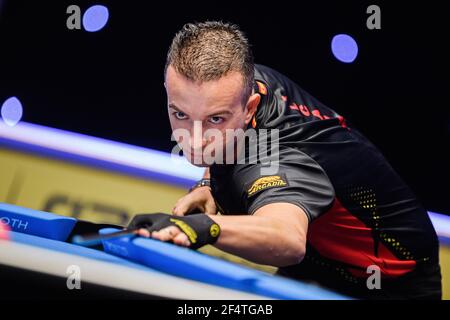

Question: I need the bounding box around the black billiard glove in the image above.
[128,213,220,250]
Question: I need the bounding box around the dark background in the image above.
[0,1,448,214]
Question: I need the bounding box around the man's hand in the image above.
[172,187,217,216]
[128,213,220,249]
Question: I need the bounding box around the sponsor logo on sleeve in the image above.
[247,175,288,198]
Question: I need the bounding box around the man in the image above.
[128,21,441,299]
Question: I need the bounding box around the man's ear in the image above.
[244,93,261,125]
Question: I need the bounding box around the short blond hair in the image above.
[165,21,254,104]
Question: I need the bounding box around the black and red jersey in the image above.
[209,64,441,299]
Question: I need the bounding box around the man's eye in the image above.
[173,111,188,120]
[209,116,224,124]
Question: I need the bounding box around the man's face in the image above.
[165,65,259,166]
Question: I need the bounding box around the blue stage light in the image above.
[331,34,359,63]
[1,96,23,127]
[82,5,109,32]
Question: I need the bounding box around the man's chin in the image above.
[191,162,211,168]
[183,154,213,167]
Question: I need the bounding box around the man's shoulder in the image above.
[252,64,342,131]
[254,64,289,87]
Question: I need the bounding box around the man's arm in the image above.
[147,202,308,267]
[209,203,308,267]
[203,167,210,179]
[172,168,216,215]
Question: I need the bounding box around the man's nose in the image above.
[189,135,207,150]
[189,123,207,150]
